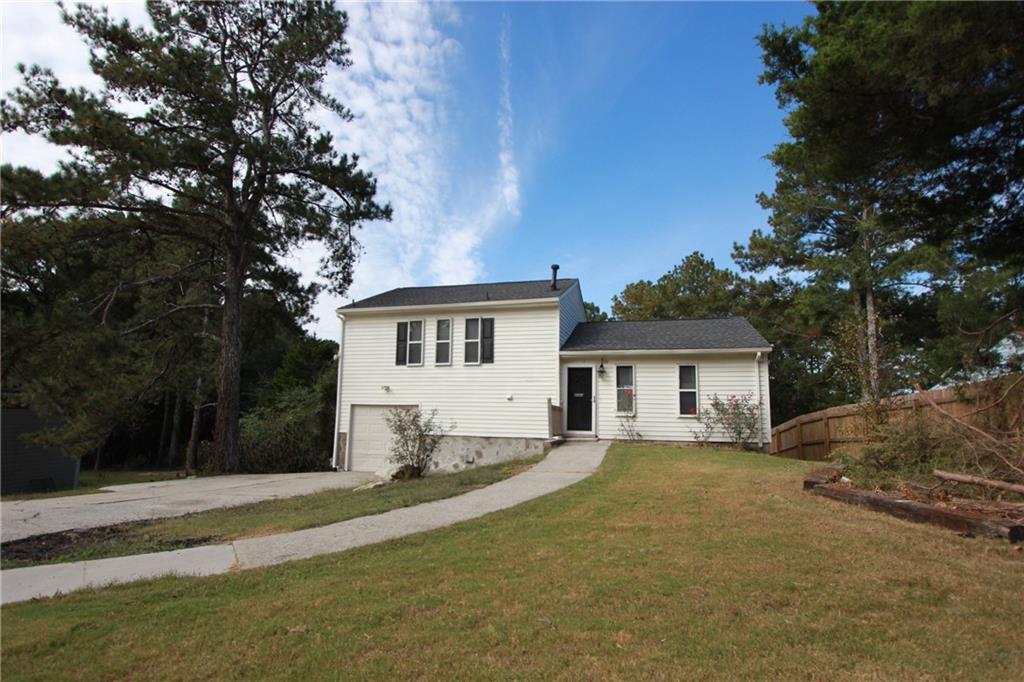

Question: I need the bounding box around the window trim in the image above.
[464,317,481,365]
[435,318,453,366]
[397,320,424,367]
[464,317,494,365]
[615,364,636,416]
[678,363,699,417]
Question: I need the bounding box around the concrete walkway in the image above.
[1,441,608,604]
[2,471,377,543]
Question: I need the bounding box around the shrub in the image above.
[697,393,763,449]
[237,368,336,473]
[384,407,451,479]
[841,376,1024,496]
[617,414,643,441]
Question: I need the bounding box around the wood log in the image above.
[933,469,1024,496]
[810,485,1023,542]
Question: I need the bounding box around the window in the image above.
[465,317,494,364]
[435,319,452,365]
[679,364,698,416]
[616,365,635,415]
[395,321,423,366]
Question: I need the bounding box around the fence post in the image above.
[797,420,805,460]
[823,415,831,456]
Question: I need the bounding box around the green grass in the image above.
[1,455,543,569]
[1,469,182,501]
[3,445,1023,681]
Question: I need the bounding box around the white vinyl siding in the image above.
[576,353,771,444]
[558,282,586,347]
[339,304,560,441]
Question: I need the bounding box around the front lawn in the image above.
[2,455,542,569]
[3,445,1022,680]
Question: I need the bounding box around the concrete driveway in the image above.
[1,471,377,543]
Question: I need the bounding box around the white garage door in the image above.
[349,405,414,473]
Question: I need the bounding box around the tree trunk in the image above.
[186,375,204,476]
[213,246,245,473]
[167,391,184,468]
[93,438,105,472]
[865,286,880,400]
[852,292,870,401]
[157,391,173,464]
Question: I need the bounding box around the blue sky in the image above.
[458,2,812,315]
[1,1,813,338]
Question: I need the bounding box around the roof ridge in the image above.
[583,316,746,324]
[384,277,577,293]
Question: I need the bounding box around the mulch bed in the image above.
[1,523,221,568]
[804,464,1024,543]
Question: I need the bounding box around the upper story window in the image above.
[616,365,635,415]
[435,319,452,365]
[395,321,424,366]
[465,317,494,364]
[679,364,698,416]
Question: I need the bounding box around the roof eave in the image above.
[559,346,773,356]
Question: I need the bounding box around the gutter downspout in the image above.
[754,351,764,449]
[331,312,346,470]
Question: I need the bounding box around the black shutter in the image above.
[396,322,408,365]
[481,318,494,363]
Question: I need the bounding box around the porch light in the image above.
[597,361,606,376]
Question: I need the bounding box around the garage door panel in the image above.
[350,405,415,473]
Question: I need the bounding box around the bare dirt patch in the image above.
[1,523,221,568]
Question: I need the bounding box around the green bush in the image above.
[238,368,335,474]
[840,412,965,492]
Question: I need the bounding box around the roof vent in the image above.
[550,264,560,290]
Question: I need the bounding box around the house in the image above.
[1,406,80,495]
[332,266,772,475]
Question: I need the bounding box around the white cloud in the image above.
[297,3,524,337]
[497,13,519,217]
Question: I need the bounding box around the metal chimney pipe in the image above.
[550,264,560,290]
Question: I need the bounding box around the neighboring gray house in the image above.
[332,266,771,476]
[1,407,80,495]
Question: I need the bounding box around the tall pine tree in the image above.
[2,2,389,471]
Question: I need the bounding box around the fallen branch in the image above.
[933,469,1024,496]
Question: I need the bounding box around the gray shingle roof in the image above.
[340,279,579,310]
[561,318,770,351]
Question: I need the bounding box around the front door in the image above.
[566,367,593,432]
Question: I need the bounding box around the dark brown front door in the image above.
[566,367,593,432]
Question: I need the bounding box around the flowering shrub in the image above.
[696,393,762,450]
[384,407,452,478]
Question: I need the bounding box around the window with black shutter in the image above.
[481,318,494,363]
[396,322,408,365]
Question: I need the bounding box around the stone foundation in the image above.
[428,435,550,475]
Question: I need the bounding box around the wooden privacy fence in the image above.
[770,375,1023,461]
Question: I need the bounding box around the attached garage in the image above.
[347,404,415,473]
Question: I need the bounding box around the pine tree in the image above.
[2,2,389,471]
